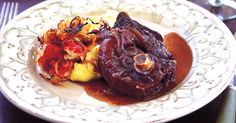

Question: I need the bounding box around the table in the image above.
[0,0,235,123]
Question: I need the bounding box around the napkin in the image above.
[216,32,236,123]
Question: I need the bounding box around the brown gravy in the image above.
[79,32,193,105]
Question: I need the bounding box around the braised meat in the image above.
[113,12,163,41]
[98,12,176,98]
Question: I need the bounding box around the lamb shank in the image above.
[97,12,176,99]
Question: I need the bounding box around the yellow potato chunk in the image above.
[85,45,100,61]
[71,63,100,82]
[70,45,101,82]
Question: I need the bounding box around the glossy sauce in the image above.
[164,32,193,84]
[79,32,193,105]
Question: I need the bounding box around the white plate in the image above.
[1,0,236,122]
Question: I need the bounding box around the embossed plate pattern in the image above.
[0,0,236,122]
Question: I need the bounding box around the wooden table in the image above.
[0,0,235,123]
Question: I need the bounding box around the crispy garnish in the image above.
[38,16,108,84]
